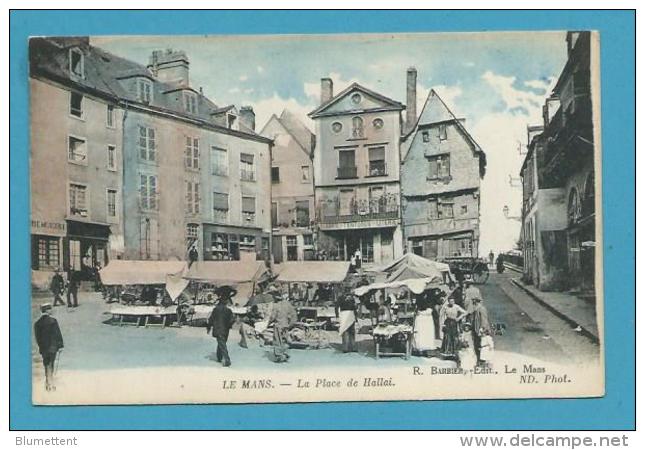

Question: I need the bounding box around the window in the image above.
[185,137,200,169]
[227,114,237,129]
[138,126,156,162]
[107,189,117,218]
[186,223,199,241]
[211,147,228,176]
[107,105,115,128]
[369,186,385,213]
[286,236,298,261]
[33,236,60,270]
[337,149,357,179]
[69,183,88,217]
[107,145,116,171]
[368,146,386,176]
[423,239,439,259]
[68,136,87,164]
[138,79,152,103]
[301,166,310,182]
[428,199,438,219]
[438,124,448,141]
[428,154,450,179]
[240,153,255,181]
[213,192,229,222]
[351,116,364,138]
[373,118,384,129]
[461,205,468,215]
[69,48,84,78]
[303,234,314,247]
[271,202,278,227]
[271,167,280,184]
[339,189,355,216]
[185,181,200,215]
[242,196,256,223]
[331,122,343,133]
[140,174,158,211]
[422,131,430,143]
[439,202,454,219]
[411,240,423,256]
[184,92,197,114]
[449,237,472,257]
[70,92,83,118]
[296,200,310,227]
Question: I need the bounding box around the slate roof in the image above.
[29,36,269,143]
[277,109,315,156]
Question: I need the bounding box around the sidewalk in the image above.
[510,278,600,344]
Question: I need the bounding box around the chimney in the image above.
[239,106,256,131]
[321,78,333,105]
[148,49,190,87]
[406,67,417,132]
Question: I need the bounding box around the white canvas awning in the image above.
[275,261,350,283]
[183,261,268,284]
[377,253,451,283]
[99,260,187,286]
[354,277,447,296]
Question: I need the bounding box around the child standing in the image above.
[479,329,495,367]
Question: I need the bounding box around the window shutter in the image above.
[240,153,254,163]
[242,196,256,213]
[149,176,157,210]
[429,159,438,178]
[369,146,385,161]
[442,155,450,177]
[428,200,438,219]
[213,193,229,210]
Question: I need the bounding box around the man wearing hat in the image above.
[268,290,297,363]
[49,269,65,307]
[206,286,237,367]
[463,281,482,316]
[34,303,64,391]
[471,297,491,365]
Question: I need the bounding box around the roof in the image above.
[308,82,404,118]
[29,37,269,143]
[402,89,487,177]
[278,109,315,156]
[183,261,268,284]
[275,261,350,283]
[378,253,451,283]
[99,260,187,285]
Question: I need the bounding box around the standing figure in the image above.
[268,293,297,363]
[34,303,64,391]
[412,293,437,356]
[439,298,467,358]
[66,270,79,308]
[479,329,495,367]
[336,294,358,353]
[488,250,495,269]
[471,297,491,365]
[463,281,482,317]
[188,244,199,267]
[50,269,65,307]
[206,293,236,367]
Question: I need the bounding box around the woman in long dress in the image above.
[413,294,437,356]
[440,298,467,358]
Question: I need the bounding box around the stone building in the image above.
[29,37,273,284]
[260,110,316,262]
[520,31,598,295]
[308,79,404,265]
[400,86,486,259]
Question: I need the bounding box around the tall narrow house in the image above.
[400,88,486,259]
[309,79,404,265]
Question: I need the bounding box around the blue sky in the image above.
[93,32,569,254]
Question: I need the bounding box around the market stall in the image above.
[378,253,453,284]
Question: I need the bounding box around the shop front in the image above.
[202,223,270,262]
[65,220,111,281]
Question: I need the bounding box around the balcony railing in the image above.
[366,161,387,177]
[336,166,358,179]
[317,193,400,225]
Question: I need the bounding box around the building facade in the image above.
[30,37,125,287]
[30,38,273,289]
[520,31,598,295]
[260,110,316,262]
[309,79,404,265]
[400,88,486,259]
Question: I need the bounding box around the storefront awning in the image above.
[275,261,350,283]
[99,260,187,286]
[183,261,268,284]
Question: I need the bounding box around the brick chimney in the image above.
[148,49,190,87]
[321,78,333,105]
[239,106,256,132]
[406,67,417,132]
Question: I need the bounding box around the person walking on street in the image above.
[50,269,65,307]
[471,297,491,365]
[488,250,495,269]
[34,303,64,391]
[268,292,297,363]
[336,294,358,353]
[206,289,236,367]
[66,270,79,308]
[463,281,482,317]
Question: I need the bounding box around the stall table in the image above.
[372,323,413,360]
[109,305,177,328]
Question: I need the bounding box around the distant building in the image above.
[29,38,273,282]
[260,110,316,262]
[400,88,486,259]
[309,78,405,265]
[520,31,597,294]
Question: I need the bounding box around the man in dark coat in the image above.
[206,288,237,367]
[471,298,491,365]
[50,269,65,307]
[34,303,64,391]
[66,270,79,307]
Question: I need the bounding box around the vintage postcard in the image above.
[29,30,603,405]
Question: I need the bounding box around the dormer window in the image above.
[137,79,153,103]
[69,48,84,78]
[227,114,237,129]
[184,92,197,114]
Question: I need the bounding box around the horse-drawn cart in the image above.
[441,256,490,284]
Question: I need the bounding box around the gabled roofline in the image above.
[308,82,404,118]
[259,112,313,159]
